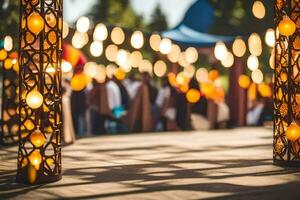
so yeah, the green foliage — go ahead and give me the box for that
[0,0,19,38]
[208,0,273,36]
[148,4,168,32]
[89,0,145,29]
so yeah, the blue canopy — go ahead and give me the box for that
[162,0,234,48]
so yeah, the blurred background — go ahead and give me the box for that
[0,0,275,141]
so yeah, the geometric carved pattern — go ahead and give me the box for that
[16,0,63,183]
[0,59,19,144]
[274,0,300,166]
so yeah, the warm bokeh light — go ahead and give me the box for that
[131,31,144,49]
[61,60,73,73]
[129,51,143,68]
[208,69,219,81]
[90,41,103,57]
[221,52,234,68]
[63,21,69,39]
[26,90,44,109]
[167,44,181,63]
[84,62,98,78]
[149,34,161,51]
[153,60,167,77]
[251,69,264,84]
[95,65,107,83]
[252,1,265,19]
[115,68,126,80]
[76,16,90,33]
[248,33,262,56]
[238,75,251,89]
[265,28,275,47]
[4,58,13,70]
[178,52,189,67]
[72,31,89,49]
[71,73,87,91]
[184,65,195,78]
[105,44,118,62]
[196,68,209,83]
[214,41,228,61]
[139,59,153,74]
[247,55,259,71]
[116,49,129,67]
[159,38,172,54]
[93,23,108,41]
[106,64,117,78]
[4,35,13,51]
[111,27,125,45]
[185,47,198,64]
[186,89,201,103]
[232,37,246,57]
[0,49,8,61]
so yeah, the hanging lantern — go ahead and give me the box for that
[214,41,228,61]
[17,0,63,183]
[274,0,300,166]
[247,55,259,71]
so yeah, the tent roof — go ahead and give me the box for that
[162,0,234,48]
[162,25,234,48]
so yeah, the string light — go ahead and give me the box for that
[76,16,90,33]
[131,31,144,49]
[159,38,172,54]
[232,37,246,57]
[90,41,103,57]
[93,23,108,41]
[247,55,259,71]
[214,41,228,61]
[111,27,125,45]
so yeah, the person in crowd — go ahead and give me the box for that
[123,73,142,100]
[246,95,265,126]
[62,79,76,145]
[155,77,179,131]
[71,81,87,137]
[189,78,211,130]
[105,76,122,133]
[126,72,157,132]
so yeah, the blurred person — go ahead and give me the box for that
[247,95,265,126]
[155,77,179,131]
[126,72,156,132]
[62,79,76,145]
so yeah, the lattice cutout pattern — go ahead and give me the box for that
[274,0,300,166]
[16,0,63,184]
